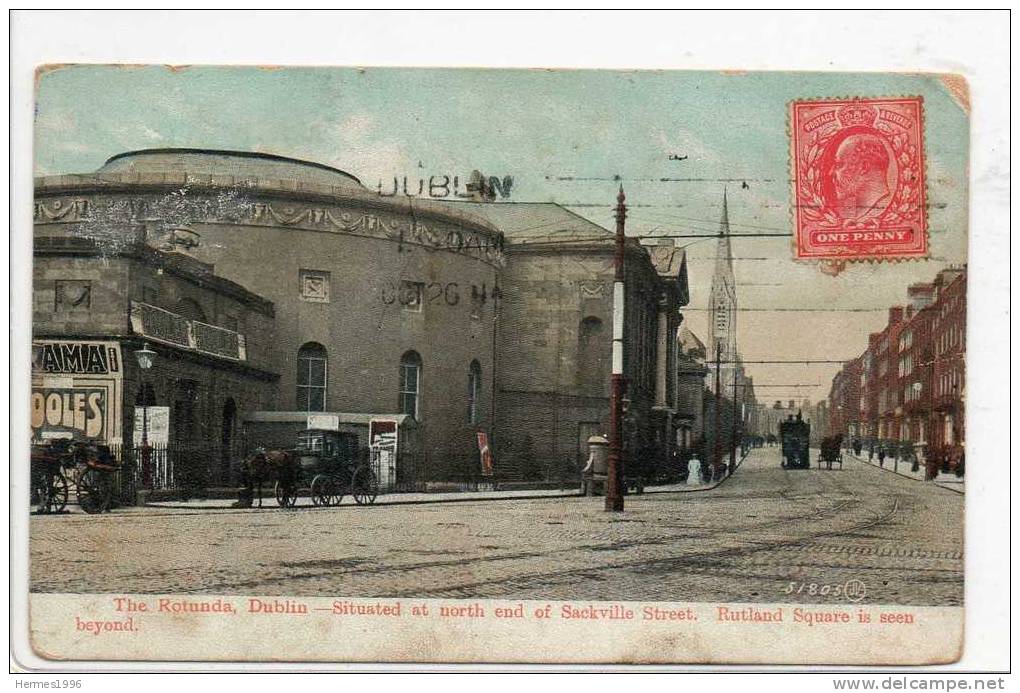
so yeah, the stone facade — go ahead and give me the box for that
[451,202,688,482]
[676,326,708,453]
[34,150,503,479]
[32,233,278,485]
[33,149,690,485]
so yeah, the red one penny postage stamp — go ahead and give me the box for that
[790,96,927,260]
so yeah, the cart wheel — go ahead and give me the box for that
[32,474,67,513]
[48,474,69,513]
[329,477,345,507]
[351,466,379,505]
[310,475,329,506]
[77,468,109,514]
[31,477,50,513]
[274,480,297,508]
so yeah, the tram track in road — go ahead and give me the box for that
[381,490,906,601]
[422,451,915,598]
[29,449,961,602]
[172,495,868,596]
[54,481,890,598]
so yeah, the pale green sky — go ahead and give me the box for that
[35,66,969,404]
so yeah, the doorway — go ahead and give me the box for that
[221,398,237,485]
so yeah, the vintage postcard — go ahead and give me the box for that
[24,65,969,665]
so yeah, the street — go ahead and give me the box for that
[30,447,963,606]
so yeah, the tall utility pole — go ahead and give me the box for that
[729,374,739,475]
[605,186,626,512]
[714,341,722,479]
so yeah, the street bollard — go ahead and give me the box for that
[581,435,609,496]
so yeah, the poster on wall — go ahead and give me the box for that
[30,340,123,444]
[477,431,494,476]
[369,418,398,490]
[132,406,170,446]
[306,413,340,431]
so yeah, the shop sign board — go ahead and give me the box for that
[30,340,124,444]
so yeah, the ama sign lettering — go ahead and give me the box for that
[31,341,124,444]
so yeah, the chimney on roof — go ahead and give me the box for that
[889,306,904,324]
[937,267,965,286]
[907,282,935,311]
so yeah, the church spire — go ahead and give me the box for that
[713,188,736,299]
[719,187,729,236]
[708,189,739,389]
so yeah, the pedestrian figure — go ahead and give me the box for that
[687,455,701,486]
[878,448,886,467]
[679,454,690,485]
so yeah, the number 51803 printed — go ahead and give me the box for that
[784,580,867,602]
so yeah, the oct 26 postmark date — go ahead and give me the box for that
[790,96,927,261]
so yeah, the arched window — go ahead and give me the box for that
[399,351,422,420]
[577,316,606,393]
[297,343,327,412]
[175,298,207,323]
[467,360,482,424]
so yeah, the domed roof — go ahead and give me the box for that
[98,148,364,190]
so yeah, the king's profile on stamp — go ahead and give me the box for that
[831,131,892,221]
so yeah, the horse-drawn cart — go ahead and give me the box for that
[299,429,379,507]
[819,435,844,470]
[31,440,120,514]
[242,428,380,508]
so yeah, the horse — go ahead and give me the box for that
[240,448,301,508]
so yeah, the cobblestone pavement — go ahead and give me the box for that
[30,447,964,605]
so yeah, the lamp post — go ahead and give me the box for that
[606,186,627,512]
[729,372,740,476]
[134,342,156,489]
[950,383,960,446]
[927,349,937,476]
[909,381,923,473]
[714,342,722,480]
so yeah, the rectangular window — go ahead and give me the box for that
[399,363,420,419]
[297,349,327,412]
